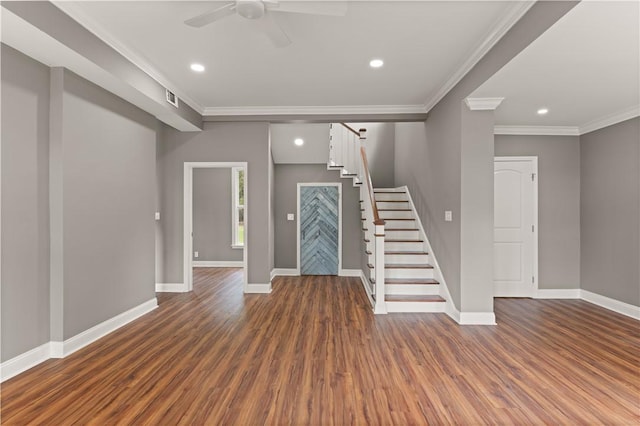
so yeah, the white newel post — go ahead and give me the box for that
[342,126,348,170]
[329,124,336,166]
[374,223,387,314]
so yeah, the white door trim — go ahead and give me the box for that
[494,156,538,297]
[184,162,248,292]
[297,183,342,275]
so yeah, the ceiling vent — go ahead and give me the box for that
[165,89,179,108]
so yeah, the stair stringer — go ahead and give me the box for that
[401,186,458,321]
[327,164,362,187]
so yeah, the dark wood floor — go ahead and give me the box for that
[1,268,639,424]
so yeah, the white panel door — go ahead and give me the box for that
[494,159,536,297]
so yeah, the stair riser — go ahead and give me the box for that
[385,241,424,251]
[385,254,429,264]
[386,268,434,279]
[385,284,440,295]
[375,193,407,201]
[385,301,446,313]
[379,210,413,219]
[384,220,417,229]
[385,230,420,240]
[377,201,410,209]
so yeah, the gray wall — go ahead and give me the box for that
[394,1,577,313]
[348,122,395,188]
[273,164,362,270]
[581,118,639,305]
[3,1,201,131]
[57,69,157,339]
[495,135,581,290]
[269,150,275,273]
[1,45,157,355]
[460,107,495,312]
[1,45,51,361]
[192,168,243,262]
[157,122,271,285]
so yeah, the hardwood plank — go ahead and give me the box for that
[1,268,639,424]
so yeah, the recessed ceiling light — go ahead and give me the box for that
[369,59,384,68]
[190,63,205,72]
[294,138,304,146]
[537,108,549,115]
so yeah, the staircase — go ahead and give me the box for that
[374,188,446,313]
[328,123,448,314]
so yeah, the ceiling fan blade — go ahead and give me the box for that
[266,1,347,17]
[256,13,291,48]
[185,2,236,27]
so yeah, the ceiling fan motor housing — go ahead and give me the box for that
[236,0,265,19]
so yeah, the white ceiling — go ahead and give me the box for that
[54,1,522,114]
[473,1,640,131]
[271,123,330,163]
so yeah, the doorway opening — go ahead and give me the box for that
[184,162,248,292]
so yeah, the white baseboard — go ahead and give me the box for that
[446,304,461,324]
[1,298,158,382]
[271,268,299,280]
[245,283,272,294]
[52,298,158,358]
[458,312,497,325]
[0,342,51,383]
[535,288,580,299]
[155,283,188,293]
[192,261,243,268]
[339,269,361,277]
[581,290,640,320]
[50,342,63,358]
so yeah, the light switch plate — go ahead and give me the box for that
[287,213,295,221]
[445,211,453,222]
[155,212,160,221]
[194,251,199,258]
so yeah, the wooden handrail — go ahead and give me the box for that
[360,146,384,226]
[341,123,360,137]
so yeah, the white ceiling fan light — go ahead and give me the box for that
[184,0,348,48]
[236,0,265,19]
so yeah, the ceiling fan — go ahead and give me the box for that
[184,0,348,48]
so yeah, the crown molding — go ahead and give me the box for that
[202,104,427,117]
[495,105,640,137]
[465,97,504,111]
[423,1,535,113]
[578,105,640,135]
[494,126,579,136]
[51,1,205,115]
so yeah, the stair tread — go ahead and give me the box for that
[378,208,412,211]
[385,239,424,242]
[376,200,408,203]
[385,295,445,302]
[374,190,406,193]
[385,263,434,269]
[385,251,428,255]
[385,228,419,231]
[385,278,440,285]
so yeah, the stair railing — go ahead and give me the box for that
[329,123,362,183]
[329,123,386,314]
[360,145,387,314]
